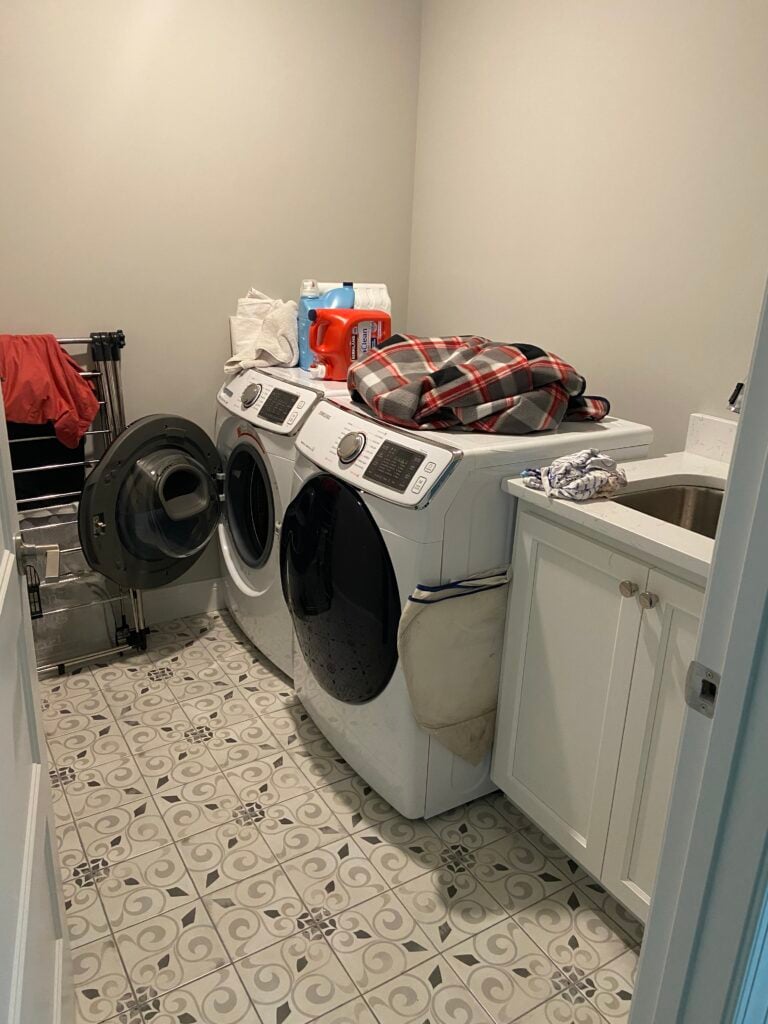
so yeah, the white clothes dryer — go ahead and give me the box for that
[280,398,653,818]
[215,368,347,676]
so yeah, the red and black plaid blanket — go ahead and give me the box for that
[347,335,610,433]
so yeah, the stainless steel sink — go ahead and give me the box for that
[612,484,724,539]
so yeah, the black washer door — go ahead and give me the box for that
[281,474,400,704]
[225,442,274,570]
[79,415,221,589]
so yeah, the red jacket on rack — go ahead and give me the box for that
[0,333,100,448]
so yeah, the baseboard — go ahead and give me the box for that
[141,578,226,625]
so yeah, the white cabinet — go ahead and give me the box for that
[602,568,704,919]
[492,510,703,921]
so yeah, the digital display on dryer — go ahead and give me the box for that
[363,441,425,493]
[259,389,298,424]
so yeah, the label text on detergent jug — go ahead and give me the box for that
[351,321,379,360]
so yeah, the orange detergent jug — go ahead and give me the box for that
[308,308,392,381]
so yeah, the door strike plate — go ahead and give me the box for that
[686,660,720,719]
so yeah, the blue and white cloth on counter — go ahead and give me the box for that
[521,448,627,501]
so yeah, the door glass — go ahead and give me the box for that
[79,415,220,589]
[225,443,274,569]
[281,475,400,704]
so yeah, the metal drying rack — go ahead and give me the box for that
[9,331,148,673]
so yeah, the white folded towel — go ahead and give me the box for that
[225,288,299,375]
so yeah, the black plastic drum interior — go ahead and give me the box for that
[224,443,274,570]
[280,475,400,704]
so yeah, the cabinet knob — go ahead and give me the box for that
[639,591,659,609]
[619,580,639,598]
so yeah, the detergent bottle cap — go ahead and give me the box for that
[300,279,320,297]
[308,363,327,379]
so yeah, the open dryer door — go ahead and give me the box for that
[79,415,221,589]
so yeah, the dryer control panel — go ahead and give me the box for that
[296,401,458,507]
[217,370,316,435]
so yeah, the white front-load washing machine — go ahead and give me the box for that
[280,398,653,818]
[215,367,347,675]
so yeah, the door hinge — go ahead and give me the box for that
[686,660,720,719]
[14,533,61,581]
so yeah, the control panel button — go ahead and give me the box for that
[412,476,427,493]
[241,382,262,409]
[337,431,367,464]
[424,461,436,473]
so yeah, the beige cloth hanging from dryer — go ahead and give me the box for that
[397,569,510,765]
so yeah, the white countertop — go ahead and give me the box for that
[504,449,729,580]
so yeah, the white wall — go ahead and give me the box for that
[408,0,768,453]
[0,0,421,583]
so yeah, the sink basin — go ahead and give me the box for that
[612,484,724,539]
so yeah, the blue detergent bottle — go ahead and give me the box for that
[298,280,355,370]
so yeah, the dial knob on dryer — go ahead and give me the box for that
[337,431,366,464]
[241,383,262,409]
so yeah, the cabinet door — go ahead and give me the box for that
[492,512,648,878]
[603,569,704,921]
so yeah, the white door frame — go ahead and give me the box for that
[632,278,768,1021]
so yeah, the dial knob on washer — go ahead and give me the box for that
[241,383,262,409]
[337,431,366,464]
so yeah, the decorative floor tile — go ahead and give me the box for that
[56,820,86,883]
[116,901,229,998]
[576,879,644,947]
[427,799,514,851]
[236,931,357,1024]
[225,751,314,806]
[484,791,531,832]
[290,738,355,789]
[520,825,587,883]
[329,891,436,993]
[90,660,157,689]
[156,773,242,840]
[283,837,388,914]
[165,661,234,702]
[239,678,301,714]
[98,845,197,931]
[133,738,220,794]
[119,705,193,755]
[262,704,324,749]
[222,659,289,686]
[135,965,260,1024]
[65,757,149,820]
[207,716,283,771]
[78,797,173,868]
[181,689,258,729]
[43,689,109,723]
[446,919,568,1023]
[146,619,195,647]
[210,647,265,678]
[184,611,232,639]
[205,864,305,959]
[71,936,135,1024]
[42,669,101,701]
[49,771,74,824]
[100,679,178,718]
[314,998,379,1024]
[394,864,508,951]
[318,774,398,834]
[470,832,571,915]
[356,816,447,887]
[48,713,131,770]
[178,818,277,896]
[259,792,348,861]
[62,879,111,948]
[513,887,634,973]
[514,993,608,1023]
[582,948,638,1022]
[150,641,219,671]
[365,955,493,1024]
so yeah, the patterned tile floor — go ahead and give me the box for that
[44,611,642,1024]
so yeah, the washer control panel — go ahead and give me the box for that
[217,370,316,434]
[297,401,457,507]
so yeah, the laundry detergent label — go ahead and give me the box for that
[351,320,380,360]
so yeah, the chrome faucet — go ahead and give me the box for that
[729,382,745,414]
